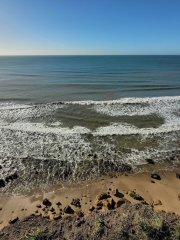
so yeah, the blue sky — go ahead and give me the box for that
[0,0,180,55]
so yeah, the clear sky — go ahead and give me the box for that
[0,0,180,55]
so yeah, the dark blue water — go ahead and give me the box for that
[0,55,180,103]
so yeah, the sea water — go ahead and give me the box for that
[0,55,180,193]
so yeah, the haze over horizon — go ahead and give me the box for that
[0,0,180,55]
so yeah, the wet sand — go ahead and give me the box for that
[1,170,180,230]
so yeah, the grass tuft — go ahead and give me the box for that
[26,228,45,240]
[117,227,129,239]
[138,214,171,240]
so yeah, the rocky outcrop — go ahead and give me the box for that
[95,192,110,206]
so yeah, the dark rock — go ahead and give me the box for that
[53,214,61,220]
[89,206,95,211]
[146,159,154,164]
[151,180,155,183]
[50,207,55,212]
[64,205,73,214]
[42,198,51,206]
[36,204,41,208]
[176,174,180,179]
[9,216,19,224]
[71,198,81,207]
[151,174,161,180]
[0,179,5,188]
[88,153,93,157]
[56,201,61,206]
[12,172,18,179]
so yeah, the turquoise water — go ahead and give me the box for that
[0,55,180,103]
[0,55,180,193]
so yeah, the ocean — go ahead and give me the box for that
[0,55,180,193]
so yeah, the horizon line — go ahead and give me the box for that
[0,54,180,56]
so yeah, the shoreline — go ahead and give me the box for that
[1,169,180,231]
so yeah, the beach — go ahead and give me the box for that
[0,56,180,238]
[1,170,180,229]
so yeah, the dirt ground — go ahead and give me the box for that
[1,202,180,240]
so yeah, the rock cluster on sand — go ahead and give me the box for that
[94,190,130,211]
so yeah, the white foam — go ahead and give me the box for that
[64,96,180,105]
[93,123,180,136]
[0,122,91,135]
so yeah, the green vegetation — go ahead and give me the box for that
[117,227,129,239]
[26,228,45,240]
[94,218,104,239]
[129,191,147,204]
[97,218,104,226]
[138,215,171,240]
[172,225,180,240]
[66,224,72,230]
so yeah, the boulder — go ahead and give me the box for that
[0,179,5,188]
[56,201,61,206]
[152,199,162,206]
[95,192,110,205]
[176,174,180,179]
[9,216,19,224]
[89,206,95,212]
[50,207,55,212]
[146,159,154,164]
[42,198,51,206]
[151,174,161,180]
[36,204,41,208]
[64,205,73,214]
[111,188,118,196]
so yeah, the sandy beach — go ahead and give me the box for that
[1,170,180,232]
